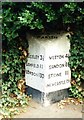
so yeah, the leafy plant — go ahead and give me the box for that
[69,31,84,100]
[1,2,84,118]
[1,2,57,118]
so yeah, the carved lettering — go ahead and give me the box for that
[26,70,44,79]
[49,64,64,69]
[65,71,69,75]
[49,55,64,60]
[39,73,44,79]
[28,54,44,61]
[46,79,69,87]
[40,55,44,61]
[65,54,69,58]
[26,63,43,69]
[49,61,68,69]
[48,72,61,79]
[47,84,51,87]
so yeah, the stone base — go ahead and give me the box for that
[26,86,69,107]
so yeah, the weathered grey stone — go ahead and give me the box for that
[25,32,71,106]
[26,86,69,106]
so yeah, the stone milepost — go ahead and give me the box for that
[25,32,71,106]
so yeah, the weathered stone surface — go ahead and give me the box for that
[25,32,71,106]
[26,86,69,106]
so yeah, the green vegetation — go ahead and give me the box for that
[1,2,84,118]
[69,31,84,99]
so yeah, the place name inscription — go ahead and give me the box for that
[46,79,70,87]
[49,61,68,69]
[49,54,69,60]
[26,70,44,79]
[28,54,44,61]
[48,72,61,79]
[28,54,69,61]
[26,63,43,69]
[26,54,70,79]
